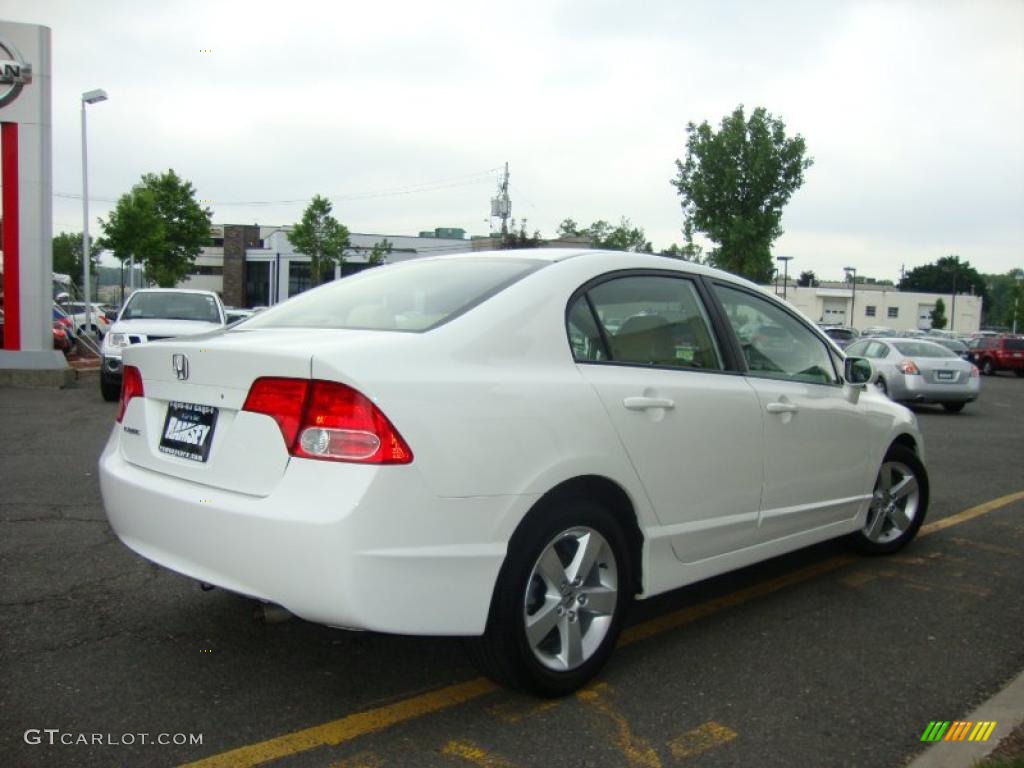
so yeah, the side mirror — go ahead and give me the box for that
[844,356,874,386]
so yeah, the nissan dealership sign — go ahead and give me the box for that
[0,36,32,108]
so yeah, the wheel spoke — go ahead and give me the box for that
[579,585,617,617]
[877,464,894,493]
[536,546,567,591]
[866,506,888,540]
[525,597,561,647]
[889,474,918,502]
[566,531,602,585]
[887,503,911,531]
[561,615,584,669]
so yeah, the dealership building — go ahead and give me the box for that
[769,279,982,334]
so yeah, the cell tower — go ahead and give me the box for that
[490,162,511,235]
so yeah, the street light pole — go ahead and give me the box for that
[844,266,857,328]
[776,256,794,301]
[81,88,108,343]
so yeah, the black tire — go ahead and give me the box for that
[466,498,631,697]
[981,358,995,376]
[100,372,120,402]
[1015,370,1024,378]
[942,402,966,413]
[850,444,929,555]
[876,377,888,398]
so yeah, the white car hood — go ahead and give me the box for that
[110,318,224,338]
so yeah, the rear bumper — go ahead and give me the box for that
[99,431,528,635]
[887,375,979,404]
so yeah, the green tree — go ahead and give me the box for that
[930,297,948,329]
[982,269,1023,328]
[898,255,989,307]
[672,105,813,282]
[501,219,542,249]
[289,195,350,284]
[99,169,211,288]
[367,238,393,266]
[557,217,653,253]
[52,232,101,295]
[797,270,817,287]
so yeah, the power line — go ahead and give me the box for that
[52,167,503,207]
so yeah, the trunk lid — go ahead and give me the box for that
[117,328,388,496]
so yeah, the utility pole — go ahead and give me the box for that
[776,256,794,301]
[490,162,511,236]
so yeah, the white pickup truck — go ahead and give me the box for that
[100,289,226,401]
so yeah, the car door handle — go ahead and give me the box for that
[766,401,799,414]
[623,396,675,411]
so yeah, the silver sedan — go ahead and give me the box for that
[845,337,980,412]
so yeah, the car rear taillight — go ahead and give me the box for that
[242,378,413,464]
[970,365,980,378]
[896,360,920,375]
[116,366,145,423]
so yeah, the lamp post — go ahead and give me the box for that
[1014,275,1022,335]
[81,88,108,343]
[776,256,794,301]
[844,266,857,329]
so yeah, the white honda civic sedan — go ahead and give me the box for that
[99,249,928,696]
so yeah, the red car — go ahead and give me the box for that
[966,335,1024,376]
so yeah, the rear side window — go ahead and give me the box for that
[243,258,543,332]
[568,275,723,370]
[1004,338,1024,351]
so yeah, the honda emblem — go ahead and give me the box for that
[172,353,189,381]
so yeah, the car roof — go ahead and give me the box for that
[426,248,761,289]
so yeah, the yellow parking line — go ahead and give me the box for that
[442,739,519,768]
[668,721,738,759]
[179,490,1024,768]
[178,679,496,768]
[918,491,1024,536]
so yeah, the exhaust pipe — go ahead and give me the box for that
[254,603,293,624]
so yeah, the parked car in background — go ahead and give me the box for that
[52,323,71,355]
[845,337,980,412]
[931,337,971,360]
[860,326,895,338]
[100,289,226,401]
[964,335,1024,377]
[224,307,257,325]
[57,301,112,338]
[100,249,929,697]
[819,325,859,349]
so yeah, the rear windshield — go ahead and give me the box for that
[122,292,222,323]
[1004,338,1024,351]
[893,341,958,359]
[243,257,544,332]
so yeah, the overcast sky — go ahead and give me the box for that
[3,0,1022,282]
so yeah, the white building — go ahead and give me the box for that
[770,281,982,334]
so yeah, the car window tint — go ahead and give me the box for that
[123,293,221,323]
[846,340,868,356]
[566,298,607,362]
[714,284,838,385]
[893,341,958,358]
[580,276,723,370]
[1005,338,1024,351]
[244,258,543,332]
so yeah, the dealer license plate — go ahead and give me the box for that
[159,401,218,462]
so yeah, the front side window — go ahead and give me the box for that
[568,275,722,370]
[714,284,838,385]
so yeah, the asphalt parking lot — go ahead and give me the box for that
[2,372,1022,768]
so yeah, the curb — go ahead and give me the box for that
[906,666,1024,768]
